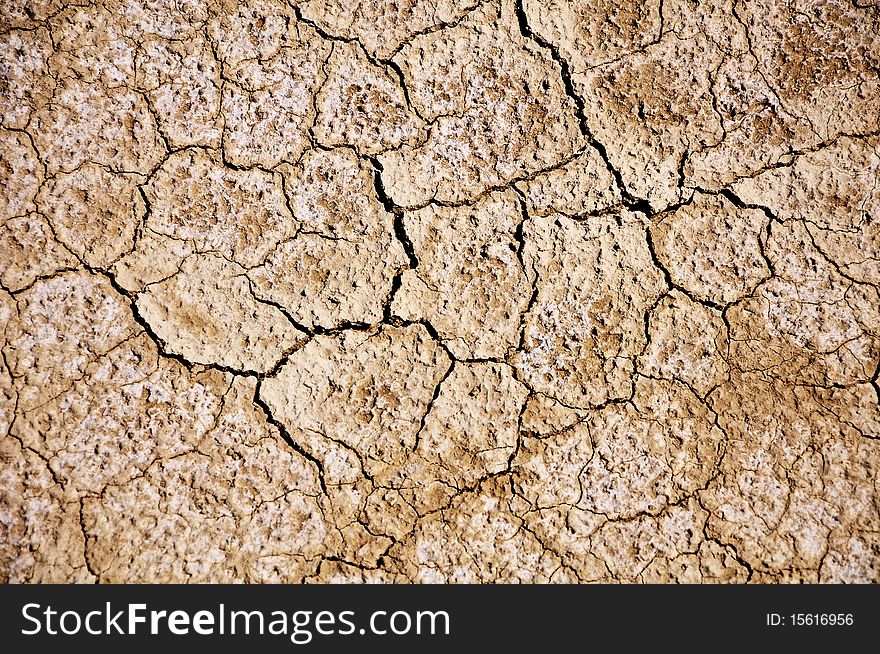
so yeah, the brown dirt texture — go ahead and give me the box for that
[1,0,879,583]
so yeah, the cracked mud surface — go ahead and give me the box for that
[1,0,879,583]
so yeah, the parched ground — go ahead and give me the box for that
[1,0,878,583]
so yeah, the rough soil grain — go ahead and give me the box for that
[1,0,878,583]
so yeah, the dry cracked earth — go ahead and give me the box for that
[1,0,879,584]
